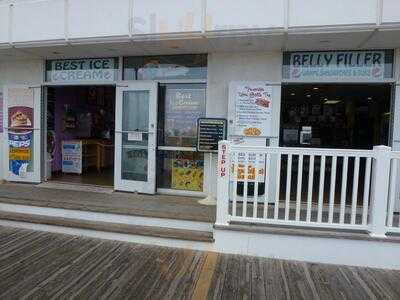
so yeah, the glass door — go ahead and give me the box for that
[114,82,158,194]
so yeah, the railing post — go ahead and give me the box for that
[216,140,231,226]
[369,145,391,237]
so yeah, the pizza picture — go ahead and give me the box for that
[244,127,261,136]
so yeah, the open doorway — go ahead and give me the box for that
[46,85,115,186]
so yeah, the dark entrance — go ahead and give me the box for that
[280,84,392,149]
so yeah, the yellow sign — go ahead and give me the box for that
[9,148,31,161]
[171,159,203,191]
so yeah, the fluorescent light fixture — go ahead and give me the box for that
[367,97,372,100]
[306,94,311,98]
[291,93,295,96]
[313,87,319,90]
[324,100,341,105]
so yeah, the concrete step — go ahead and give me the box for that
[0,211,214,243]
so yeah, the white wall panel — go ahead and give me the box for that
[382,0,400,23]
[289,0,377,27]
[206,0,285,31]
[0,5,8,44]
[13,0,64,43]
[133,0,202,35]
[68,0,130,39]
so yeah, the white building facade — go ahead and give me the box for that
[1,0,400,269]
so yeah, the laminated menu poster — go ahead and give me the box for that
[7,87,35,177]
[8,131,33,177]
[171,159,204,191]
[62,141,82,174]
[233,82,273,137]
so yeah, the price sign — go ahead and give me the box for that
[197,118,227,153]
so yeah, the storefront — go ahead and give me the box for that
[281,50,395,149]
[2,54,208,196]
[1,49,398,199]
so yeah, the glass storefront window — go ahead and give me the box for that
[157,150,204,192]
[123,54,207,80]
[158,83,206,147]
[280,84,392,149]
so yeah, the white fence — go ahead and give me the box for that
[216,141,400,237]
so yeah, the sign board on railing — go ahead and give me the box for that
[231,152,265,183]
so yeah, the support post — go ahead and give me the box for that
[369,145,392,237]
[216,140,231,226]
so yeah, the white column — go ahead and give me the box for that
[369,145,392,237]
[216,140,231,225]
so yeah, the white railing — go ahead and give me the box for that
[217,141,400,237]
[387,152,400,234]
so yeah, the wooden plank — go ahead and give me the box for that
[47,243,122,299]
[1,239,104,299]
[280,260,317,299]
[21,240,119,299]
[68,244,141,299]
[161,250,205,300]
[81,244,152,299]
[0,211,214,242]
[250,257,266,299]
[0,235,83,293]
[98,246,171,299]
[221,254,241,299]
[263,259,289,299]
[191,252,219,300]
[207,253,229,300]
[0,183,216,223]
[110,246,177,299]
[237,255,252,299]
[0,232,60,271]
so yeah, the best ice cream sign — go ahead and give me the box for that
[48,58,117,82]
[287,51,387,81]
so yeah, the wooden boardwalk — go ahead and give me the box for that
[0,226,399,299]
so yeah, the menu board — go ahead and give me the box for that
[232,82,273,137]
[197,118,227,153]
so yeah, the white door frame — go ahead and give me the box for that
[114,81,158,194]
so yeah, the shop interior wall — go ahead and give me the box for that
[206,51,282,197]
[0,59,44,181]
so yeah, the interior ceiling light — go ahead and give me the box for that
[367,97,372,100]
[306,94,311,98]
[291,93,295,96]
[325,100,341,105]
[313,87,319,90]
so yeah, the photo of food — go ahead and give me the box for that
[255,98,270,108]
[244,127,261,136]
[8,106,33,129]
[10,111,32,127]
